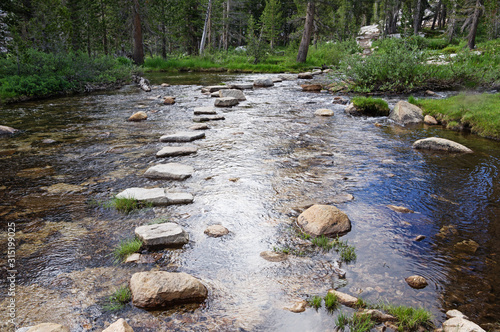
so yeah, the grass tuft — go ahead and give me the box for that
[308,295,323,309]
[352,97,390,116]
[311,235,334,251]
[379,303,433,331]
[103,196,153,214]
[113,238,142,262]
[103,285,132,311]
[324,292,339,311]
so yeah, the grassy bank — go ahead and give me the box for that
[0,49,135,103]
[410,93,500,139]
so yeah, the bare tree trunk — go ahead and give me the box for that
[446,0,457,43]
[200,0,212,54]
[132,0,144,65]
[296,1,315,63]
[431,0,441,30]
[467,0,483,49]
[223,0,230,50]
[413,0,422,35]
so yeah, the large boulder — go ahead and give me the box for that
[135,222,189,247]
[160,131,205,142]
[116,188,193,205]
[102,319,134,332]
[297,204,351,236]
[389,101,424,125]
[219,89,246,101]
[413,137,473,153]
[130,271,208,308]
[26,324,70,332]
[356,24,381,51]
[253,78,274,87]
[214,97,239,107]
[144,163,194,180]
[156,146,197,158]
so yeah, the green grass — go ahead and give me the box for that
[355,297,367,309]
[351,97,390,116]
[324,292,339,311]
[103,197,153,214]
[113,238,142,262]
[149,217,170,225]
[308,295,323,309]
[103,285,132,311]
[335,312,376,332]
[411,93,500,139]
[272,246,291,254]
[311,235,334,251]
[377,303,433,331]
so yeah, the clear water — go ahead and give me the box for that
[0,72,499,331]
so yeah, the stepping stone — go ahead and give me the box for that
[210,91,219,97]
[315,109,334,116]
[215,97,239,107]
[156,146,197,158]
[160,131,205,142]
[219,89,246,101]
[193,107,217,115]
[204,225,229,238]
[135,222,189,247]
[193,115,225,122]
[298,72,313,79]
[232,83,253,90]
[116,188,193,205]
[272,78,283,83]
[144,163,193,180]
[201,85,231,93]
[253,78,274,87]
[189,123,209,130]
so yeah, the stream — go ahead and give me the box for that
[1,72,499,331]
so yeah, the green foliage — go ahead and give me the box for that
[311,235,334,251]
[351,97,390,116]
[355,297,367,309]
[272,246,290,254]
[335,311,349,330]
[442,46,459,54]
[103,285,132,311]
[380,303,433,331]
[308,295,323,309]
[113,238,142,263]
[260,0,282,49]
[335,312,376,332]
[104,197,153,214]
[413,93,500,139]
[246,15,269,64]
[324,292,339,311]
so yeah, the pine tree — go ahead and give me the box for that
[260,0,282,49]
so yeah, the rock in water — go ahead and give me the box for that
[387,205,414,213]
[297,204,351,236]
[253,78,274,87]
[286,300,308,313]
[193,107,217,115]
[156,146,197,158]
[219,89,246,101]
[102,319,134,332]
[201,85,231,93]
[135,223,189,247]
[0,125,18,136]
[424,115,438,125]
[193,115,225,122]
[204,225,229,237]
[160,131,205,142]
[301,84,322,92]
[314,109,334,117]
[163,96,175,105]
[232,83,253,90]
[405,275,428,289]
[297,72,313,79]
[442,316,486,332]
[189,123,209,130]
[130,271,208,308]
[137,77,151,92]
[214,97,239,107]
[128,111,147,122]
[26,324,70,332]
[413,137,473,153]
[389,101,423,125]
[260,251,288,262]
[454,239,480,254]
[115,188,193,206]
[327,290,358,307]
[144,163,194,180]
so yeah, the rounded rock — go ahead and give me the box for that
[315,109,334,117]
[297,204,351,237]
[128,111,148,122]
[405,275,428,289]
[260,251,287,262]
[204,225,229,237]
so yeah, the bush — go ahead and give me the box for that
[352,97,390,116]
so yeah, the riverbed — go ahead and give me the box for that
[1,72,499,331]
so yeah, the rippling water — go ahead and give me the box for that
[1,73,499,331]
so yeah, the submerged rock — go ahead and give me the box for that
[160,131,205,142]
[253,78,274,87]
[204,225,229,237]
[219,88,246,101]
[130,271,208,308]
[389,101,423,125]
[193,107,217,115]
[314,108,334,117]
[115,188,193,205]
[156,146,197,158]
[0,125,18,136]
[214,97,239,107]
[286,300,308,313]
[102,318,134,332]
[260,251,287,262]
[297,204,351,236]
[144,163,194,180]
[128,111,147,122]
[327,290,358,307]
[454,239,480,254]
[17,166,55,179]
[387,205,414,213]
[135,222,189,247]
[26,323,70,332]
[405,275,428,289]
[413,137,473,153]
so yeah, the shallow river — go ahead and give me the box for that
[1,73,499,331]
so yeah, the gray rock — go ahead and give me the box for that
[193,107,217,115]
[232,83,253,90]
[135,222,189,247]
[26,324,70,332]
[102,318,134,332]
[298,72,313,79]
[297,204,351,236]
[315,108,334,116]
[253,78,274,87]
[272,77,283,83]
[311,69,322,76]
[443,317,486,332]
[201,85,231,93]
[138,77,151,92]
[0,125,18,136]
[156,146,197,158]
[389,101,424,125]
[130,271,208,308]
[189,123,210,130]
[219,89,246,101]
[193,115,225,122]
[116,188,193,205]
[278,74,297,80]
[214,97,239,107]
[144,163,193,180]
[413,137,473,153]
[447,310,468,320]
[160,131,205,142]
[204,225,229,237]
[210,91,219,97]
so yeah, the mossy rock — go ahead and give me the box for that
[351,97,390,116]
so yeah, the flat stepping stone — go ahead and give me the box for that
[193,115,225,122]
[219,89,246,101]
[253,78,274,87]
[116,188,193,205]
[156,146,197,158]
[135,222,189,247]
[144,163,194,180]
[315,108,334,116]
[215,97,239,107]
[232,83,253,90]
[201,85,231,93]
[193,107,217,115]
[189,123,209,130]
[160,131,205,142]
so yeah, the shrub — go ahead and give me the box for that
[352,97,390,116]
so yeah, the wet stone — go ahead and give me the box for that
[201,85,231,93]
[102,318,134,332]
[0,125,18,136]
[17,166,55,179]
[189,123,209,130]
[302,84,322,92]
[413,137,473,153]
[156,146,197,158]
[286,300,308,313]
[128,111,147,122]
[214,97,239,107]
[232,83,253,90]
[219,89,246,101]
[116,188,193,206]
[327,290,358,307]
[193,115,225,122]
[163,96,176,105]
[160,131,205,142]
[415,235,426,242]
[204,225,229,238]
[387,205,414,213]
[135,222,189,248]
[314,108,334,116]
[297,204,351,237]
[253,78,274,87]
[260,251,287,262]
[405,275,428,289]
[454,239,480,254]
[424,115,438,125]
[193,107,217,115]
[389,101,423,125]
[298,72,313,79]
[144,163,194,180]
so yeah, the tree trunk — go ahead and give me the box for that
[446,0,457,43]
[467,0,483,49]
[101,0,108,55]
[132,0,144,65]
[200,0,212,54]
[413,0,422,35]
[223,0,230,50]
[431,0,441,30]
[296,1,315,63]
